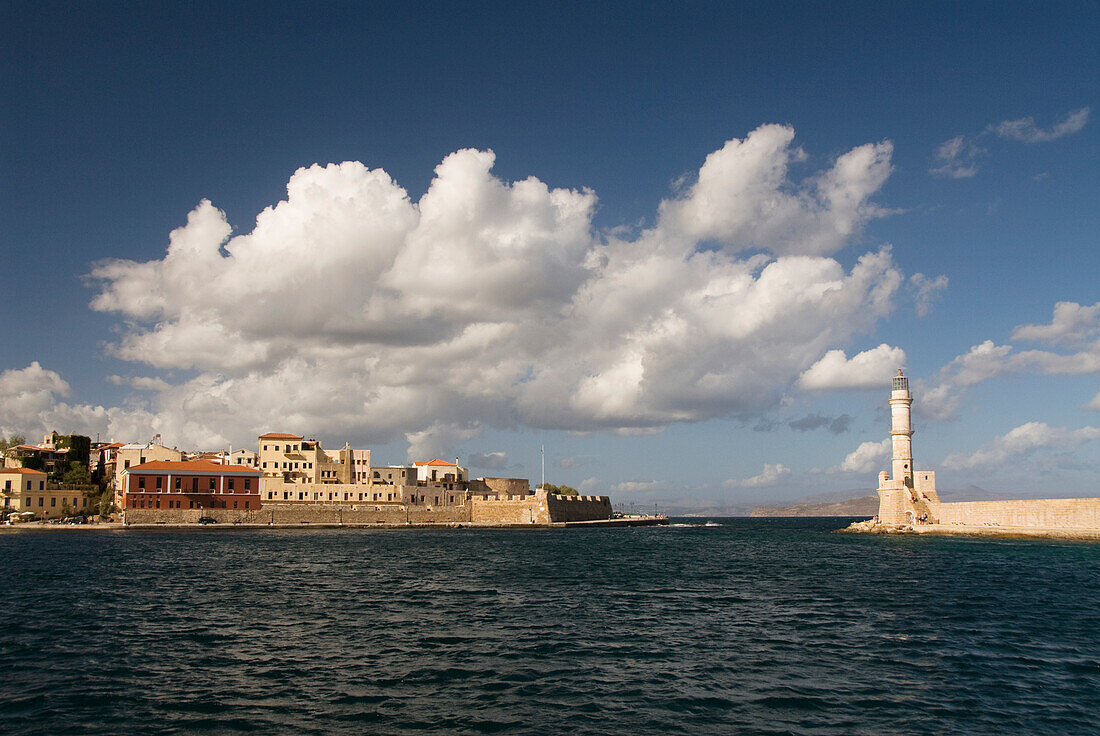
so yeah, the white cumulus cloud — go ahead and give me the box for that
[838,439,891,474]
[943,422,1100,470]
[798,344,906,391]
[69,125,904,452]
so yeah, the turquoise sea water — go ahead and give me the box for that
[1,518,1097,735]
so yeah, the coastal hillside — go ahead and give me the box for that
[751,495,878,518]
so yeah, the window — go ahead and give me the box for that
[39,497,44,506]
[3,480,8,491]
[244,501,250,509]
[155,499,160,508]
[192,478,199,492]
[26,480,32,491]
[124,460,130,469]
[244,478,250,490]
[155,476,163,490]
[263,445,268,451]
[139,456,145,464]
[51,497,56,507]
[189,501,195,509]
[175,477,181,491]
[138,477,145,489]
[210,478,216,491]
[274,445,280,452]
[233,500,238,509]
[228,478,235,491]
[38,481,44,490]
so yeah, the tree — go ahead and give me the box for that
[63,461,91,487]
[97,488,115,519]
[537,483,579,496]
[0,434,27,453]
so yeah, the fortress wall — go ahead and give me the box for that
[470,493,549,524]
[124,507,262,525]
[123,493,614,526]
[546,493,612,522]
[469,477,530,496]
[930,498,1100,529]
[876,484,911,526]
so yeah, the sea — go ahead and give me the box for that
[1,518,1097,735]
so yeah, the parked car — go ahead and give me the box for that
[197,516,217,525]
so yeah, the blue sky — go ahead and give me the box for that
[2,1,1097,505]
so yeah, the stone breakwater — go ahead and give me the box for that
[841,517,1100,541]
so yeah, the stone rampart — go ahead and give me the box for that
[929,498,1100,529]
[546,493,612,522]
[469,477,530,496]
[470,492,549,524]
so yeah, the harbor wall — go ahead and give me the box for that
[123,491,613,525]
[546,493,613,522]
[929,498,1100,529]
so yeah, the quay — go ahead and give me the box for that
[1,515,670,531]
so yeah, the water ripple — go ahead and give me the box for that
[1,520,1097,735]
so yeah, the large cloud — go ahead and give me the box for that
[798,344,906,391]
[943,422,1100,470]
[75,125,905,452]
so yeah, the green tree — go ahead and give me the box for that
[63,461,91,486]
[97,488,115,519]
[61,500,72,517]
[0,434,27,453]
[20,454,45,471]
[537,483,579,496]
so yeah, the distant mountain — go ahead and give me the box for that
[660,500,758,517]
[750,495,878,518]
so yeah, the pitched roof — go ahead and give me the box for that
[415,459,458,466]
[259,432,304,440]
[125,460,260,475]
[0,467,47,476]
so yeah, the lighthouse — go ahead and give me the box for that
[875,369,938,526]
[889,369,913,487]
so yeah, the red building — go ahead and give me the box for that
[122,460,261,512]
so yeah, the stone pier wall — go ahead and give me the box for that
[124,490,616,526]
[929,498,1100,529]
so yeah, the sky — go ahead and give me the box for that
[2,1,1098,506]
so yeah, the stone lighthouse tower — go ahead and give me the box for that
[889,369,914,487]
[875,368,938,526]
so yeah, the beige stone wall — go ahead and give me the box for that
[546,493,613,522]
[929,498,1100,529]
[470,492,549,524]
[124,489,616,526]
[469,477,530,496]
